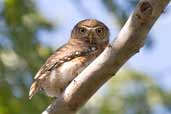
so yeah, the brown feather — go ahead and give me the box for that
[29,19,109,99]
[29,40,90,99]
[29,81,40,100]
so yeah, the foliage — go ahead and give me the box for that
[0,0,170,114]
[0,0,52,113]
[80,69,171,114]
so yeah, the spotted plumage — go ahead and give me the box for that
[29,19,110,99]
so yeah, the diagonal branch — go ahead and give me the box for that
[42,0,170,114]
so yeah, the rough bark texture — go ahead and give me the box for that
[42,0,170,114]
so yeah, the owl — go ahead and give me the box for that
[29,19,110,99]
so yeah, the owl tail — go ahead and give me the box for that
[29,81,40,100]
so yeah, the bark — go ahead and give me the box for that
[42,0,170,114]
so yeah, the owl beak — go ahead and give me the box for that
[88,32,94,44]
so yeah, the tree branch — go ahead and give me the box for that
[42,0,170,114]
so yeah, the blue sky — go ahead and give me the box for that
[35,0,171,89]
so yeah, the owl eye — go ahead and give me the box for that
[96,28,103,34]
[79,27,87,34]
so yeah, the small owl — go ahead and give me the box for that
[29,19,110,99]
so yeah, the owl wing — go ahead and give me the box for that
[34,44,66,80]
[29,43,90,99]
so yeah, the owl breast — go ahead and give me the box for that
[44,56,93,97]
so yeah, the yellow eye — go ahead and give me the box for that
[79,27,87,34]
[96,28,103,34]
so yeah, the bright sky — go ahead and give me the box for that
[35,0,171,90]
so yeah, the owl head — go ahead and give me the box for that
[71,19,110,46]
